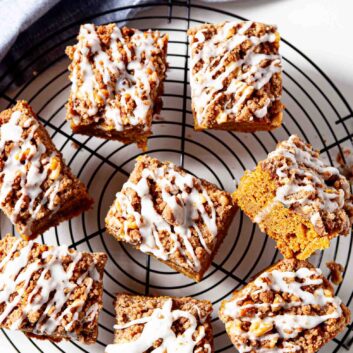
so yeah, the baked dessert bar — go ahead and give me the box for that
[234,135,353,259]
[66,23,168,150]
[188,21,283,132]
[105,294,213,352]
[219,259,351,353]
[0,235,107,343]
[0,101,93,239]
[105,155,237,281]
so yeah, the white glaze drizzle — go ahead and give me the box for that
[69,24,166,130]
[222,266,343,353]
[0,238,101,338]
[109,159,218,272]
[189,21,282,126]
[254,135,351,234]
[105,299,211,353]
[0,110,63,236]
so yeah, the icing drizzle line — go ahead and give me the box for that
[222,266,343,353]
[110,159,219,272]
[0,238,101,338]
[189,21,282,126]
[105,299,211,353]
[0,110,63,236]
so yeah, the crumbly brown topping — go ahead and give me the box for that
[188,21,282,128]
[260,135,353,238]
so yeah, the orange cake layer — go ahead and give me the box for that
[234,135,353,259]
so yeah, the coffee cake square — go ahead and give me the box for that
[66,23,168,150]
[188,21,283,132]
[105,155,237,281]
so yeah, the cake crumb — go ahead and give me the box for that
[71,141,80,149]
[326,261,344,285]
[336,148,353,182]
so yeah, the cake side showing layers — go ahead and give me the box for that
[188,21,283,132]
[0,100,93,239]
[0,235,107,343]
[234,134,353,259]
[66,23,168,150]
[219,259,351,353]
[105,155,237,281]
[105,294,214,353]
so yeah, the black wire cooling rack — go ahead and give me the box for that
[0,1,353,352]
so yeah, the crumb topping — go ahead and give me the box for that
[106,298,212,353]
[0,236,106,341]
[0,109,63,237]
[259,135,353,237]
[220,261,346,353]
[106,156,234,274]
[67,24,167,131]
[188,21,282,127]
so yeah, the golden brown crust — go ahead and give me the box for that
[105,155,237,281]
[0,101,93,239]
[0,235,107,343]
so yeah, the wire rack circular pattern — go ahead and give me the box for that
[0,2,353,353]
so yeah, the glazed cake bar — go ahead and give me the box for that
[0,101,93,239]
[105,294,214,353]
[105,155,237,281]
[219,259,351,353]
[234,135,353,259]
[0,235,107,343]
[188,21,283,132]
[66,23,168,150]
